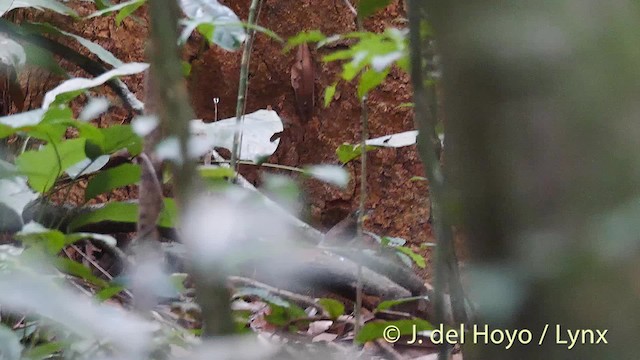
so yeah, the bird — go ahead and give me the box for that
[320,209,372,247]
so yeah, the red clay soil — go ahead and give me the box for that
[16,0,438,277]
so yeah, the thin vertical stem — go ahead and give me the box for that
[231,0,261,175]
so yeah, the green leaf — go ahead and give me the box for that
[54,257,108,288]
[358,67,389,98]
[16,138,87,193]
[395,246,426,268]
[115,0,145,25]
[181,61,192,77]
[100,124,142,155]
[409,176,427,182]
[376,296,429,311]
[336,143,376,164]
[21,22,124,68]
[284,30,326,52]
[355,319,433,344]
[68,198,176,231]
[264,303,306,326]
[68,201,138,231]
[157,198,177,228]
[84,163,141,201]
[318,298,344,319]
[198,166,235,180]
[84,140,104,161]
[95,285,125,301]
[324,83,337,107]
[22,341,63,360]
[16,228,66,255]
[397,102,414,109]
[357,0,391,19]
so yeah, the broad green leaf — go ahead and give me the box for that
[54,257,108,288]
[16,138,87,193]
[355,319,433,344]
[181,61,192,77]
[324,83,337,107]
[376,296,429,311]
[264,303,306,326]
[157,198,177,228]
[21,22,124,68]
[357,0,391,19]
[115,0,145,25]
[95,285,124,301]
[358,67,389,98]
[100,124,142,155]
[318,298,344,319]
[16,227,66,254]
[336,143,376,164]
[22,341,63,360]
[68,201,137,231]
[68,198,176,231]
[395,246,426,268]
[42,62,148,109]
[85,163,141,201]
[284,30,326,52]
[322,49,354,62]
[198,166,234,180]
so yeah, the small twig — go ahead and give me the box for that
[229,276,330,317]
[375,338,407,360]
[231,0,262,175]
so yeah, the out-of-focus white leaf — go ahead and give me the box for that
[371,50,403,72]
[42,62,149,110]
[0,324,22,360]
[366,130,418,148]
[156,137,181,163]
[0,34,26,68]
[178,0,246,51]
[0,0,77,17]
[190,109,283,162]
[18,221,47,235]
[0,173,38,217]
[79,97,110,122]
[0,109,45,128]
[305,165,349,188]
[0,269,154,355]
[65,155,110,178]
[131,115,159,137]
